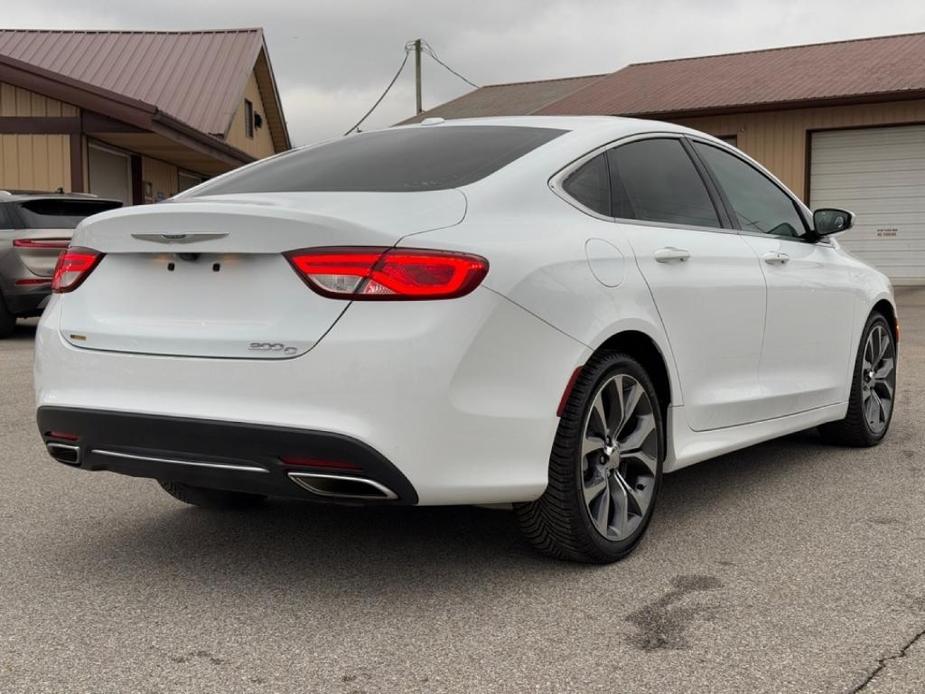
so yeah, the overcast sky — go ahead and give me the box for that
[5,0,925,145]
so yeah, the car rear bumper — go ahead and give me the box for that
[3,286,50,316]
[35,288,591,505]
[38,406,418,503]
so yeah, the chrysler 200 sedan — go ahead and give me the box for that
[34,117,897,563]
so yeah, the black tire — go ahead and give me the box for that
[158,480,266,510]
[515,352,664,564]
[0,293,15,339]
[819,312,897,447]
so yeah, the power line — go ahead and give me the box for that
[343,39,480,136]
[420,40,480,89]
[343,47,411,136]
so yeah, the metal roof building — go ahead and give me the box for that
[0,28,290,204]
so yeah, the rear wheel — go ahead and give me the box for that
[819,312,896,447]
[515,352,663,564]
[0,293,15,338]
[158,480,266,510]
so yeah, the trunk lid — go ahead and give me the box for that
[58,191,467,359]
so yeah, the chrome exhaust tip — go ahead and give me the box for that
[46,442,81,466]
[288,472,398,500]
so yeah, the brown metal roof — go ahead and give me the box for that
[399,74,606,124]
[0,28,269,137]
[539,32,925,117]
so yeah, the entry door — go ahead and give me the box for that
[607,138,768,432]
[692,140,857,419]
[811,125,925,284]
[88,143,132,205]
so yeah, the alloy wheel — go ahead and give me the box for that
[581,374,658,541]
[862,323,896,434]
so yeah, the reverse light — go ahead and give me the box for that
[285,247,489,300]
[51,247,103,293]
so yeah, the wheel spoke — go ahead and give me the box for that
[603,377,624,435]
[590,392,608,438]
[583,472,608,505]
[874,357,894,380]
[591,483,611,531]
[875,327,889,363]
[609,473,630,536]
[622,448,659,476]
[582,433,606,459]
[620,414,656,454]
[616,381,642,436]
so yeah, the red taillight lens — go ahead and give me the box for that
[285,247,489,300]
[51,247,103,293]
[12,238,71,249]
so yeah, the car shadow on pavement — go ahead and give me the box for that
[54,428,838,591]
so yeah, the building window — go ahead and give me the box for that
[245,99,254,139]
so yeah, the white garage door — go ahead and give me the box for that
[87,143,132,206]
[810,125,925,284]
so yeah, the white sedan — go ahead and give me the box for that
[34,116,897,563]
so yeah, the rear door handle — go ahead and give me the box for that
[654,247,691,263]
[762,251,790,265]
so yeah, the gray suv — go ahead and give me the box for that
[0,192,121,337]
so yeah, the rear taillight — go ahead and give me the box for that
[285,247,489,300]
[12,238,70,249]
[51,247,103,293]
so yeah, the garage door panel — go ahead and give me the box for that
[812,197,925,214]
[811,160,925,177]
[811,125,925,283]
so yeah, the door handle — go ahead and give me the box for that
[654,247,691,263]
[762,251,790,265]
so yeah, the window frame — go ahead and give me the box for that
[549,132,736,234]
[244,99,255,139]
[686,136,817,244]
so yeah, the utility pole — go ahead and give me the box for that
[414,38,423,114]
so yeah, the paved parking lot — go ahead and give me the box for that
[2,291,925,693]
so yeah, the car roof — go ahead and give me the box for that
[390,114,699,137]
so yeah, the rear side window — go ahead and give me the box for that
[562,154,610,216]
[189,126,566,195]
[692,142,808,238]
[13,199,122,229]
[608,139,722,228]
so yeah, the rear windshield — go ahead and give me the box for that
[188,126,566,195]
[13,199,122,229]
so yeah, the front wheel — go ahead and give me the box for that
[819,312,897,447]
[515,352,664,564]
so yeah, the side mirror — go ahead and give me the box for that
[813,208,854,236]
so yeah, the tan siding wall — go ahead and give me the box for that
[0,81,78,117]
[0,134,70,191]
[675,99,925,200]
[225,72,276,158]
[142,157,178,202]
[0,82,77,191]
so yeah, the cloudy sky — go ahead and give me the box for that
[5,0,925,145]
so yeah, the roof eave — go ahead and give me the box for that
[0,52,255,167]
[617,89,925,120]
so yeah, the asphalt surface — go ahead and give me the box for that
[2,291,925,694]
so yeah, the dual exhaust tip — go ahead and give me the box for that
[44,442,397,501]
